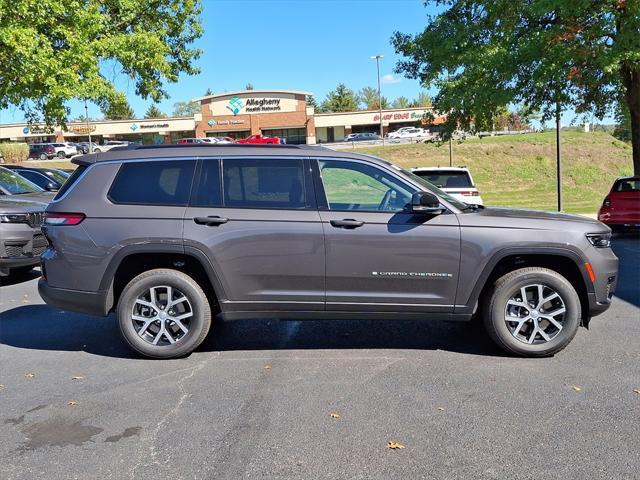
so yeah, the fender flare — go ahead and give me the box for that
[456,246,594,314]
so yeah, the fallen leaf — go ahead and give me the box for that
[67,400,78,406]
[0,384,5,389]
[71,376,85,380]
[264,365,271,370]
[633,389,640,395]
[437,407,445,411]
[329,413,340,419]
[572,386,582,392]
[24,373,35,379]
[386,441,405,450]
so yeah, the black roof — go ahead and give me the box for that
[72,143,386,166]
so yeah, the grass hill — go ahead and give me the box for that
[359,130,633,213]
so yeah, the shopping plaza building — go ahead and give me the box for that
[0,89,445,145]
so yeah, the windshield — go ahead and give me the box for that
[397,167,470,210]
[44,169,70,184]
[0,167,45,194]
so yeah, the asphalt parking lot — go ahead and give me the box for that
[0,236,638,480]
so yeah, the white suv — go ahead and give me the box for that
[51,143,79,159]
[411,166,484,205]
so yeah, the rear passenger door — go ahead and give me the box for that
[183,157,325,312]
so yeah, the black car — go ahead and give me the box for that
[3,165,70,191]
[28,143,56,160]
[344,132,381,142]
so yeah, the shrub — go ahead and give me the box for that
[0,143,29,164]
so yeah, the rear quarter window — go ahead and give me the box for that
[108,160,196,206]
[53,165,87,199]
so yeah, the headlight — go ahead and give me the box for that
[586,233,611,248]
[0,213,28,223]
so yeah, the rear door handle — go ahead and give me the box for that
[194,216,229,226]
[330,219,365,229]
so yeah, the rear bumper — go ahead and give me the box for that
[38,279,110,316]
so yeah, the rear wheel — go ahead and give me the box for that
[39,153,47,160]
[57,151,66,159]
[482,267,581,357]
[117,269,212,359]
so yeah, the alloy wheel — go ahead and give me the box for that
[131,285,193,346]
[504,284,566,345]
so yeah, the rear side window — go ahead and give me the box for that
[222,158,306,209]
[109,160,196,206]
[614,179,640,192]
[191,160,222,207]
[54,166,87,199]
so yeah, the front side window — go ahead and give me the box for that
[222,158,306,209]
[109,160,196,206]
[318,160,414,212]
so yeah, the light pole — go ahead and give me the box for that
[555,101,562,211]
[370,54,384,146]
[84,99,92,151]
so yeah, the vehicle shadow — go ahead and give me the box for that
[0,269,41,287]
[611,234,640,307]
[0,304,503,359]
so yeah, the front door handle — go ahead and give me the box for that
[194,216,229,226]
[330,219,365,229]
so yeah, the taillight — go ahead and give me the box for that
[602,197,611,207]
[44,212,85,226]
[47,147,54,153]
[461,191,479,196]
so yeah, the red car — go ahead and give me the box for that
[236,134,281,145]
[598,176,640,231]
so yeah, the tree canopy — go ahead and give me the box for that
[320,83,360,112]
[101,93,135,120]
[172,100,200,117]
[359,86,389,110]
[0,0,203,126]
[145,104,167,119]
[393,0,640,173]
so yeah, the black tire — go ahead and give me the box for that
[117,269,212,359]
[93,148,101,153]
[482,267,581,357]
[57,150,66,159]
[39,153,47,160]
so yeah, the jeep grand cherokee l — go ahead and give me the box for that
[38,144,618,359]
[0,197,47,276]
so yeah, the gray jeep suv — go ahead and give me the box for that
[38,144,618,359]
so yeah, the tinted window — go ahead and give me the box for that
[318,160,414,212]
[614,179,640,192]
[109,160,195,206]
[191,160,222,207]
[53,166,86,200]
[222,158,306,209]
[413,170,473,188]
[0,167,44,194]
[16,170,50,189]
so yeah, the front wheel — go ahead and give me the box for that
[482,267,581,357]
[117,269,212,359]
[57,151,66,159]
[39,153,47,160]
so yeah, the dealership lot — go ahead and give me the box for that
[0,236,638,480]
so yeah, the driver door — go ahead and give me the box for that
[314,158,461,313]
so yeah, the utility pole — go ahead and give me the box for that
[449,137,453,167]
[371,54,384,146]
[84,99,92,152]
[555,101,562,212]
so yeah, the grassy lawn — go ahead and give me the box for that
[23,160,77,170]
[359,130,633,213]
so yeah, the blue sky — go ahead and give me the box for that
[0,0,607,125]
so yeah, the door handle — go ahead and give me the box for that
[330,219,365,229]
[194,216,229,226]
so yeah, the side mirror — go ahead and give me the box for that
[411,191,445,215]
[45,182,58,192]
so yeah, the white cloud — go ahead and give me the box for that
[381,74,401,85]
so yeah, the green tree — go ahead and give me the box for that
[410,92,433,108]
[358,86,389,110]
[393,0,640,174]
[204,88,214,96]
[320,83,360,112]
[392,96,410,109]
[0,0,203,127]
[144,104,167,119]
[172,101,200,117]
[101,93,135,120]
[306,95,317,109]
[245,83,254,91]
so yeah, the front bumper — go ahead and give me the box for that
[38,279,111,316]
[0,226,47,275]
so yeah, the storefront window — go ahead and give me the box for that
[261,128,306,145]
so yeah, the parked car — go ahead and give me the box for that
[3,165,70,192]
[597,176,640,232]
[214,137,235,144]
[386,127,415,138]
[51,143,79,159]
[236,134,281,144]
[178,138,218,144]
[39,144,617,359]
[0,197,48,277]
[411,167,484,206]
[396,128,432,139]
[76,142,99,154]
[0,166,55,203]
[343,132,381,142]
[93,141,130,153]
[28,143,56,160]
